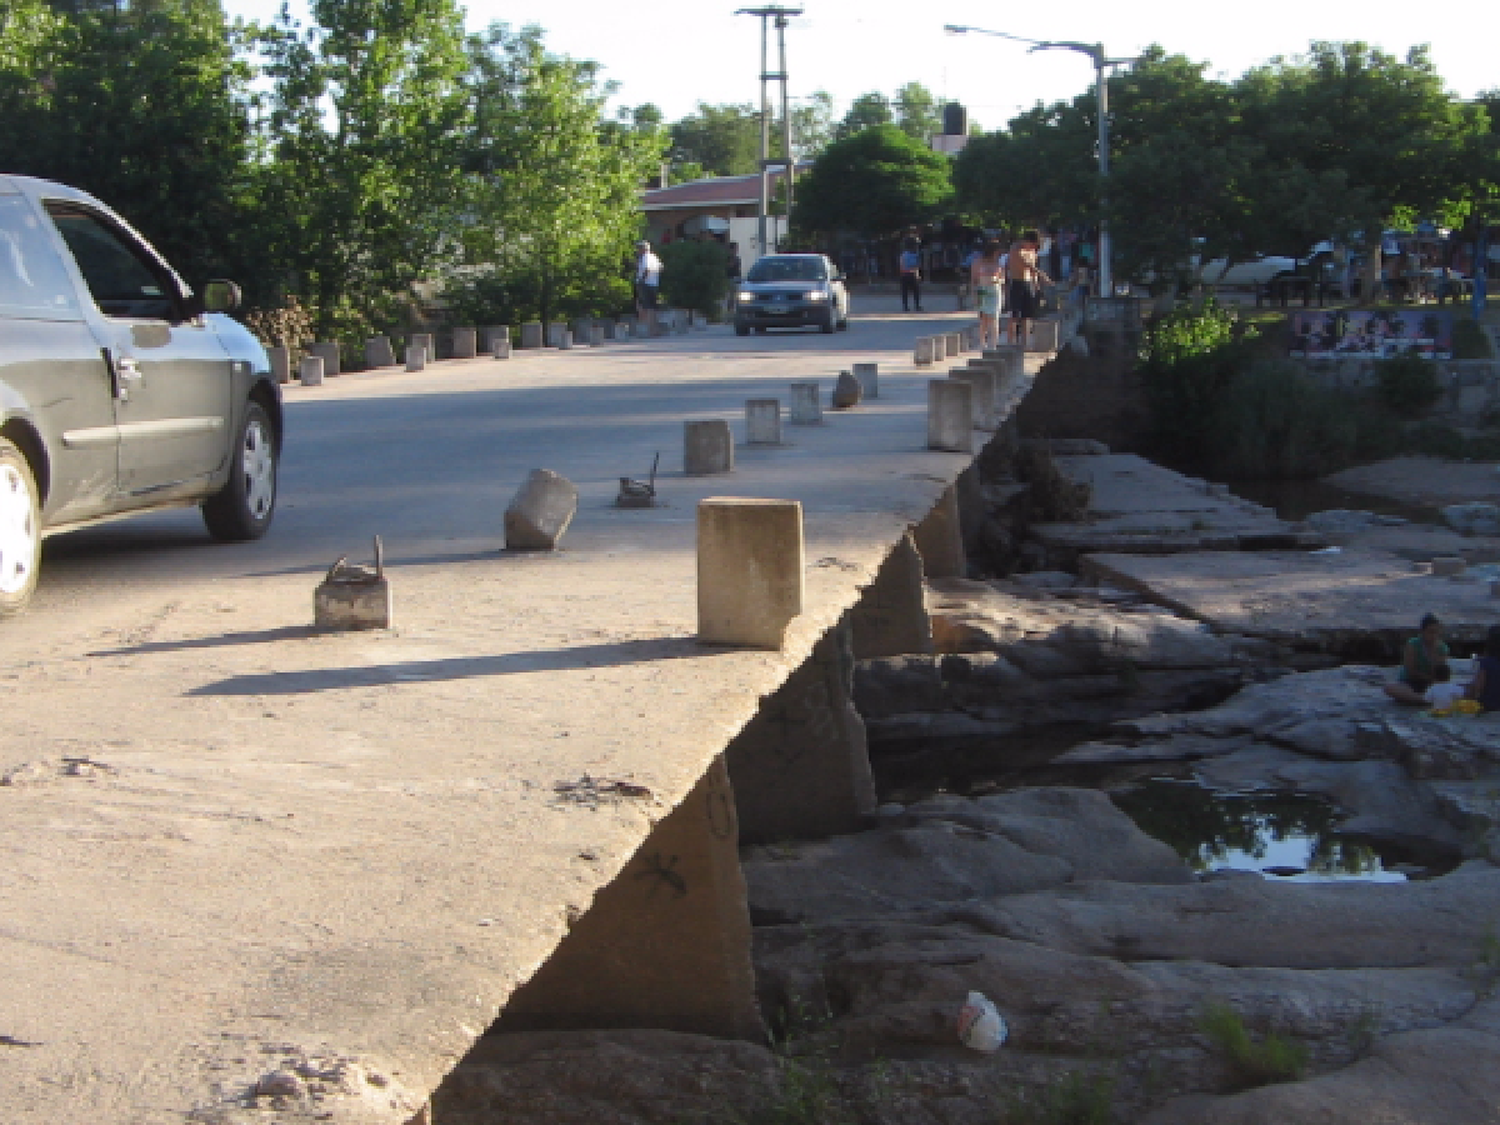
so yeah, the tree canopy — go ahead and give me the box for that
[794,124,952,239]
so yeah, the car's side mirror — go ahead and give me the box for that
[203,279,241,313]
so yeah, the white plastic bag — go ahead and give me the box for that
[956,990,1008,1052]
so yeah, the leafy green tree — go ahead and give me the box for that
[894,81,940,143]
[952,98,1096,232]
[835,91,892,140]
[791,89,835,161]
[446,24,664,326]
[251,0,470,338]
[793,123,952,240]
[0,0,250,286]
[659,240,729,319]
[669,102,761,177]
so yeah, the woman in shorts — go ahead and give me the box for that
[970,240,1005,349]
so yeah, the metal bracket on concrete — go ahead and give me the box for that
[314,536,393,630]
[617,453,660,508]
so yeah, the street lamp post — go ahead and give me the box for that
[944,25,1137,297]
[737,6,803,257]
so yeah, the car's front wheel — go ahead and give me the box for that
[735,320,750,337]
[203,401,277,542]
[0,438,41,617]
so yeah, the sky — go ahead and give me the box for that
[221,0,1495,132]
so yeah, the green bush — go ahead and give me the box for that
[1200,1001,1308,1090]
[1002,1069,1115,1125]
[1376,354,1443,414]
[1206,359,1356,479]
[659,239,730,319]
[1453,318,1495,360]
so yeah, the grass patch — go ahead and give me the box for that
[1001,1069,1116,1125]
[1200,1001,1308,1090]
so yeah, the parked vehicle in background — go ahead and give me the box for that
[734,253,850,335]
[0,174,280,615]
[1196,254,1298,288]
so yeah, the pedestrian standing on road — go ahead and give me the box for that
[899,238,922,312]
[970,239,1005,349]
[725,241,742,317]
[635,239,662,334]
[1006,229,1052,347]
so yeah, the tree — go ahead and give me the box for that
[794,124,952,239]
[791,89,835,161]
[669,102,761,177]
[952,99,1096,232]
[0,0,250,286]
[835,91,892,140]
[894,81,940,143]
[446,25,664,326]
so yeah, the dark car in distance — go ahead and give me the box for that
[0,174,281,616]
[734,253,850,335]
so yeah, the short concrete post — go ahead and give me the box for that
[314,552,392,631]
[789,382,822,425]
[684,419,734,476]
[452,327,478,359]
[914,336,935,366]
[589,325,606,346]
[504,469,579,551]
[492,338,512,360]
[697,497,804,649]
[602,320,619,341]
[558,330,574,350]
[745,399,782,445]
[365,336,396,369]
[674,314,690,335]
[307,342,341,378]
[572,318,593,345]
[949,366,998,430]
[481,326,509,354]
[404,344,426,372]
[852,362,878,399]
[298,355,325,387]
[831,370,862,409]
[616,315,636,338]
[545,322,566,348]
[635,320,653,338]
[520,322,544,349]
[928,380,973,453]
[411,333,436,363]
[267,345,291,385]
[946,332,961,357]
[984,345,1025,384]
[1027,319,1061,353]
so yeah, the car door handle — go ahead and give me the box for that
[117,357,142,382]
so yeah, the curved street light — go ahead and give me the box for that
[945,24,1140,296]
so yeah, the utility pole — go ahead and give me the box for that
[736,5,802,257]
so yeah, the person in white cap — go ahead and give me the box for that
[635,239,662,334]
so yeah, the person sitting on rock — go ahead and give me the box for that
[1467,625,1500,711]
[1424,663,1465,709]
[1382,613,1449,705]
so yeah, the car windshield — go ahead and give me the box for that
[747,257,826,283]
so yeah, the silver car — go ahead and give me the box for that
[733,253,850,335]
[0,174,281,615]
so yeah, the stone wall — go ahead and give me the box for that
[1298,357,1500,422]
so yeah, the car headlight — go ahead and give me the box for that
[737,291,755,303]
[806,290,828,301]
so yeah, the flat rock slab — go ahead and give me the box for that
[1085,547,1500,646]
[1032,454,1321,554]
[1325,455,1500,508]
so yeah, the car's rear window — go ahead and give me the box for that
[0,195,81,321]
[746,257,827,283]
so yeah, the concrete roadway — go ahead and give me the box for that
[0,296,1014,1124]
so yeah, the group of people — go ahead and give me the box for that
[897,230,1060,351]
[1382,613,1500,711]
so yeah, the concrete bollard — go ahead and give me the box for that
[928,380,974,453]
[697,498,804,649]
[948,366,998,430]
[589,325,606,347]
[481,326,509,354]
[505,469,579,551]
[307,342,341,378]
[852,362,879,399]
[745,399,782,445]
[452,327,478,359]
[636,320,654,338]
[684,419,734,476]
[946,332,962,357]
[1027,319,1061,352]
[674,314,690,335]
[404,344,426,372]
[789,382,822,425]
[546,322,567,348]
[298,355,325,387]
[558,330,574,351]
[602,320,619,341]
[832,370,862,410]
[1432,556,1466,577]
[492,338,512,360]
[267,346,291,385]
[411,332,435,363]
[617,315,636,337]
[365,336,397,369]
[572,318,593,345]
[314,547,392,631]
[520,322,545,349]
[914,337,935,366]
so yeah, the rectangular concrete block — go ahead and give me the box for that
[697,498,804,649]
[789,382,822,425]
[307,342,340,378]
[267,345,291,385]
[852,362,878,399]
[1027,319,1061,352]
[547,321,568,348]
[492,339,512,360]
[520,322,544,349]
[915,337,936,366]
[558,330,574,350]
[617,315,636,338]
[928,380,974,453]
[746,399,782,445]
[481,326,509,354]
[411,332,435,363]
[602,320,619,341]
[404,344,426,372]
[298,355,325,387]
[365,335,396,369]
[685,419,734,475]
[949,366,998,429]
[572,318,593,345]
[589,325,605,346]
[452,327,478,359]
[314,576,393,630]
[505,468,579,550]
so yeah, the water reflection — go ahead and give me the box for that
[1110,779,1407,882]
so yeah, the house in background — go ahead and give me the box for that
[642,165,810,263]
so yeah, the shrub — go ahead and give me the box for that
[1002,1069,1115,1125]
[1205,359,1357,479]
[242,296,316,355]
[659,239,730,319]
[1376,353,1442,414]
[1200,1001,1308,1090]
[1453,317,1495,360]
